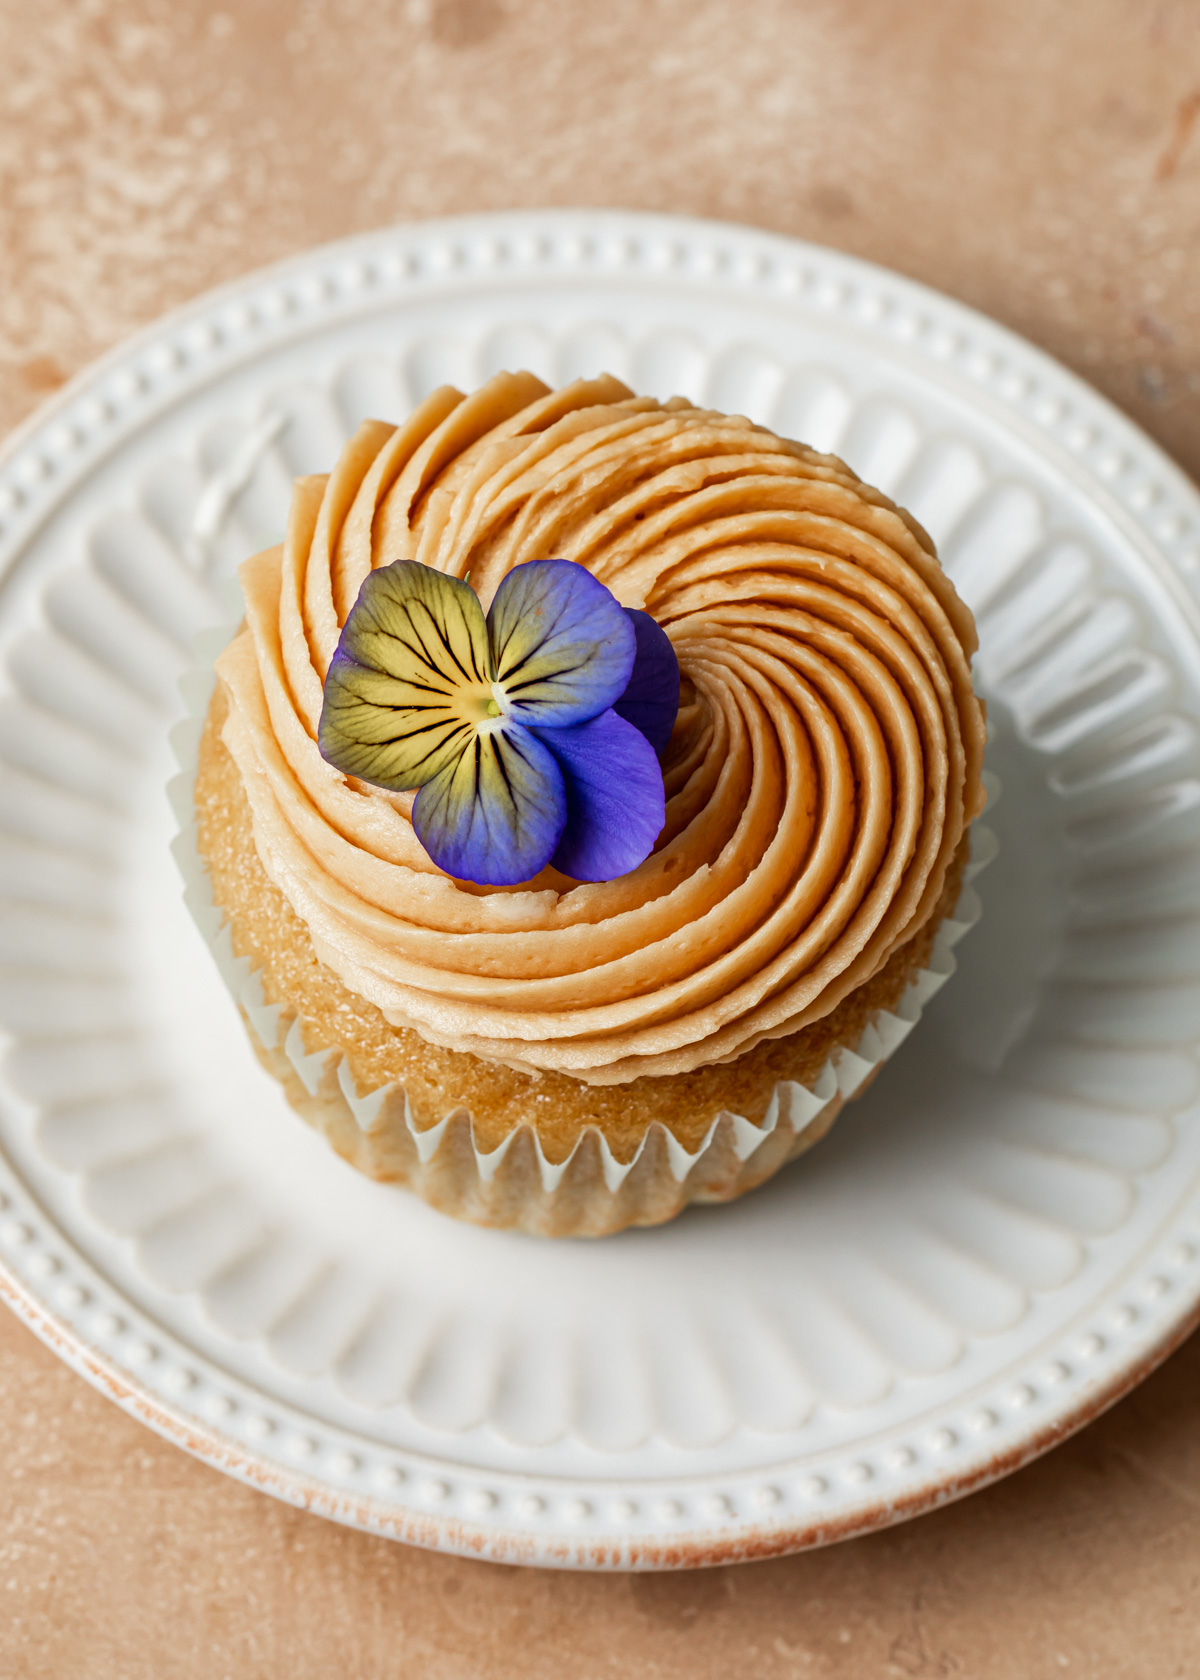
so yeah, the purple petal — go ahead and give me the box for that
[412,721,566,886]
[533,709,666,883]
[487,559,636,728]
[613,609,680,757]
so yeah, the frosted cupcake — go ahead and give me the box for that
[188,370,988,1236]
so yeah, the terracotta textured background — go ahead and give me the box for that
[3,1,1200,1674]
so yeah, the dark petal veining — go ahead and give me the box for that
[487,559,636,727]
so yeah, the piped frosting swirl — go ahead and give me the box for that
[215,372,987,1084]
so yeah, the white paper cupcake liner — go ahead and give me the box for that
[169,600,996,1237]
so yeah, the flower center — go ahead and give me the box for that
[451,682,509,728]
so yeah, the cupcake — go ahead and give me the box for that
[185,370,988,1237]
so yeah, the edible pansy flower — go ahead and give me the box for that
[318,558,680,887]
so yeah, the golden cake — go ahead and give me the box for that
[191,370,987,1235]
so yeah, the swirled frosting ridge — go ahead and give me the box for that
[214,371,987,1084]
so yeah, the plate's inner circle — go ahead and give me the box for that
[1,214,1199,1556]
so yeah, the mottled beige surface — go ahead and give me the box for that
[3,0,1200,1673]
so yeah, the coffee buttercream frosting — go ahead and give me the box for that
[215,371,987,1085]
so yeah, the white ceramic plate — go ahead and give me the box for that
[2,210,1200,1571]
